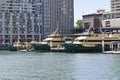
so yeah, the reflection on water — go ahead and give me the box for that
[0,51,120,80]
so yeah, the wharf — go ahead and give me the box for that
[103,51,120,54]
[0,47,9,50]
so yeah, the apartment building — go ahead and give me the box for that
[83,0,120,33]
[111,0,120,12]
[0,0,74,46]
[0,0,43,46]
[102,11,120,33]
[42,0,74,38]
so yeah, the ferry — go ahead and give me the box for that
[9,41,22,51]
[64,33,120,53]
[9,41,32,51]
[32,33,65,52]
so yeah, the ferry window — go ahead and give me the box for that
[75,39,79,41]
[66,38,72,41]
[95,35,98,37]
[87,40,101,42]
[79,40,84,42]
[86,34,91,37]
[85,40,88,42]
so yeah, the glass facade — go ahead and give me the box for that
[0,0,74,46]
[42,0,74,38]
[0,0,43,45]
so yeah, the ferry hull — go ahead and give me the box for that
[33,44,50,52]
[9,45,30,51]
[64,43,110,53]
[9,46,18,51]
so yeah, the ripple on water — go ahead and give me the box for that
[0,51,120,80]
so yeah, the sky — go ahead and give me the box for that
[74,0,110,24]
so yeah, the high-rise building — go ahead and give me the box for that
[0,0,74,46]
[42,0,74,38]
[0,0,43,45]
[102,0,120,32]
[111,0,120,12]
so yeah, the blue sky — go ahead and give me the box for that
[74,0,110,24]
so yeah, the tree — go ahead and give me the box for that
[75,19,83,28]
[74,19,84,33]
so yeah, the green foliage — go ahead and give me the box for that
[75,20,83,28]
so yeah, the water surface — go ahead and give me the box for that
[0,51,120,80]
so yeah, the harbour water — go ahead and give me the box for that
[0,51,120,80]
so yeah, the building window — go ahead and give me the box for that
[112,14,115,18]
[105,21,110,27]
[116,13,120,18]
[104,14,110,20]
[84,22,90,29]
